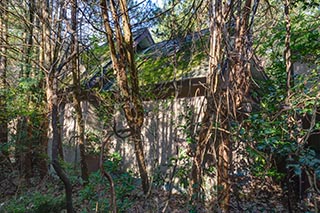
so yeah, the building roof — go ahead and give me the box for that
[85,28,268,99]
[133,28,155,50]
[85,28,155,90]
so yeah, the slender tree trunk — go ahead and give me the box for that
[190,96,215,202]
[40,0,73,211]
[0,0,8,156]
[58,102,65,160]
[36,0,51,178]
[26,0,49,178]
[100,0,150,194]
[25,0,35,77]
[39,115,50,177]
[100,133,117,213]
[48,77,74,213]
[39,0,57,168]
[284,0,293,96]
[283,1,297,210]
[71,0,89,183]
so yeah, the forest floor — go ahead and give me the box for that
[1,169,319,213]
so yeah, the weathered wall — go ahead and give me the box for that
[113,96,205,173]
[50,101,104,167]
[58,96,205,176]
[50,62,319,176]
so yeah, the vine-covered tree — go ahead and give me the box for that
[190,0,259,211]
[100,0,150,194]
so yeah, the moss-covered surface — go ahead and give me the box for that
[137,37,209,85]
[80,35,209,90]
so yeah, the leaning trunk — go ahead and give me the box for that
[284,0,293,96]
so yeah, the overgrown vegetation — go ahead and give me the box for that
[1,188,65,213]
[0,0,319,212]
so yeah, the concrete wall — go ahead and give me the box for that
[55,101,104,167]
[113,96,205,173]
[58,96,205,176]
[55,62,319,173]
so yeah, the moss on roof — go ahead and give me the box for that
[83,32,210,90]
[137,37,209,85]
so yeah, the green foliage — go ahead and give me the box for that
[85,130,102,155]
[244,63,319,181]
[1,75,48,166]
[247,2,320,182]
[173,148,192,189]
[293,0,320,9]
[154,0,207,41]
[103,152,123,173]
[78,152,137,212]
[256,2,320,66]
[178,106,198,145]
[290,11,320,62]
[129,0,161,29]
[1,191,65,213]
[288,149,320,178]
[3,76,44,120]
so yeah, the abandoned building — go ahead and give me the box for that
[53,28,319,180]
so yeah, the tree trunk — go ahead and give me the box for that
[47,77,74,213]
[37,0,56,179]
[190,0,255,211]
[217,132,231,211]
[132,129,149,193]
[39,115,50,177]
[100,0,150,194]
[283,1,296,210]
[190,0,223,204]
[284,0,293,97]
[0,0,8,156]
[120,0,149,194]
[40,0,74,211]
[71,0,89,183]
[26,0,48,178]
[58,102,65,160]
